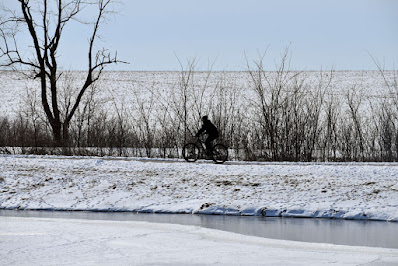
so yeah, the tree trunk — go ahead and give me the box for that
[50,120,63,146]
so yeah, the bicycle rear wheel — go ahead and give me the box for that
[183,143,200,162]
[212,144,228,164]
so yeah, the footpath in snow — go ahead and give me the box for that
[1,155,398,221]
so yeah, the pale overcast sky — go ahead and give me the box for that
[2,0,398,71]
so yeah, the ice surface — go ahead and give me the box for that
[1,216,397,265]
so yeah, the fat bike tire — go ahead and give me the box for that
[183,143,200,162]
[212,144,228,164]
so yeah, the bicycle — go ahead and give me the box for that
[183,136,228,164]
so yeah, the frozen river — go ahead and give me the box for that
[1,210,397,249]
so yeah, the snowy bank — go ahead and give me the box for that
[1,155,398,221]
[1,216,398,265]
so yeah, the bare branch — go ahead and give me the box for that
[1,0,125,145]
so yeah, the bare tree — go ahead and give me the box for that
[133,90,156,158]
[371,56,398,160]
[0,0,124,146]
[21,86,45,150]
[346,85,365,160]
[322,91,340,161]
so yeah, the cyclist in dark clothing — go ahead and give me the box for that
[196,116,219,155]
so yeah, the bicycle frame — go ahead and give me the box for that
[189,136,208,159]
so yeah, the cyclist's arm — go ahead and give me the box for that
[196,125,206,136]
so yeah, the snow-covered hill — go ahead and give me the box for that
[1,155,397,221]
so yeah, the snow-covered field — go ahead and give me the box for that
[1,155,398,221]
[1,216,398,265]
[1,155,398,265]
[0,70,394,118]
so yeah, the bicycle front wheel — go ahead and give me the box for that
[212,144,228,164]
[183,143,200,162]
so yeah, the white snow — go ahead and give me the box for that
[1,155,398,264]
[0,70,395,119]
[1,155,398,221]
[1,216,397,265]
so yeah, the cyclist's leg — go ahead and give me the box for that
[205,135,217,154]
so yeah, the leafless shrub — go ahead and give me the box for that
[320,92,340,161]
[155,102,179,158]
[133,90,156,157]
[245,48,329,161]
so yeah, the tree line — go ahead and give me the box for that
[1,57,397,162]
